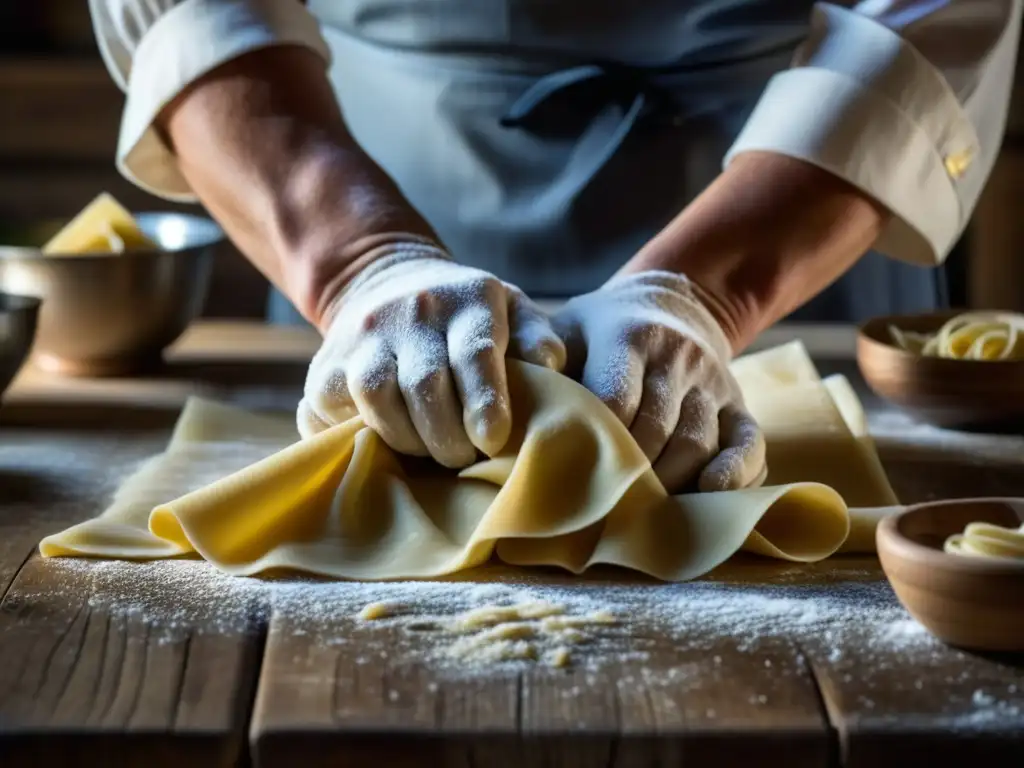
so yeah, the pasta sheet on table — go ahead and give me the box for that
[39,342,901,581]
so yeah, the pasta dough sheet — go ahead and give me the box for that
[39,342,900,581]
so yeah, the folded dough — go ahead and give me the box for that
[39,342,900,581]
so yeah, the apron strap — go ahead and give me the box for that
[498,62,681,213]
[499,61,680,134]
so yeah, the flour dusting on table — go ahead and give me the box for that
[27,556,1023,730]
[870,409,1024,459]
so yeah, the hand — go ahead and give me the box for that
[551,271,767,493]
[298,240,566,467]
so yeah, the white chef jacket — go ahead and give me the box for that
[88,0,1020,303]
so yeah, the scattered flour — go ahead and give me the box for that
[869,409,1024,459]
[22,557,1022,733]
[6,425,1021,729]
[361,600,621,666]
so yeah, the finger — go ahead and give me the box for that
[309,364,356,418]
[698,404,767,492]
[651,388,719,492]
[548,310,586,380]
[397,331,478,468]
[296,397,332,439]
[448,306,513,457]
[508,295,567,372]
[629,363,684,462]
[299,358,356,437]
[347,341,427,457]
[581,341,646,428]
[303,363,359,422]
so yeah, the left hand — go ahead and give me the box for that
[551,271,767,493]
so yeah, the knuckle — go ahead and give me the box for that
[361,311,380,333]
[472,383,509,414]
[455,338,501,369]
[412,290,437,320]
[670,416,716,454]
[309,368,353,410]
[406,366,446,398]
[643,413,676,444]
[622,323,656,348]
[351,363,395,399]
[475,276,506,305]
[468,400,511,438]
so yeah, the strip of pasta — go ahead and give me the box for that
[889,312,1024,361]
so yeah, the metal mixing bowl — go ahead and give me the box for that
[0,292,41,399]
[0,212,222,377]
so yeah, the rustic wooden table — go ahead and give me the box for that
[1,322,1022,768]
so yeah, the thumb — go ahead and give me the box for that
[297,397,332,439]
[507,295,567,372]
[697,404,767,492]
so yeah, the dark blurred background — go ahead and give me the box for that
[2,3,1023,320]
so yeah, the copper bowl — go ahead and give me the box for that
[0,212,221,377]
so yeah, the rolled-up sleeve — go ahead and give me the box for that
[724,0,1022,267]
[89,0,331,201]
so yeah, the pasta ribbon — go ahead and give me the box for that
[889,312,1024,361]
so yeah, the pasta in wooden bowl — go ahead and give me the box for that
[877,498,1024,652]
[857,311,1024,430]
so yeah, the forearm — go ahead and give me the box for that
[621,152,888,352]
[158,45,437,329]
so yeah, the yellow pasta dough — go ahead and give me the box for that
[39,342,900,581]
[889,311,1024,361]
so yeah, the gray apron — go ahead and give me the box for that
[268,0,944,325]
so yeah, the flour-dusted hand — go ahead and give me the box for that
[298,240,566,467]
[551,271,766,493]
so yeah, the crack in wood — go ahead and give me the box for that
[794,640,842,768]
[515,671,524,734]
[46,605,93,718]
[240,613,270,768]
[32,600,87,700]
[98,610,129,726]
[124,620,151,729]
[606,685,622,768]
[0,545,38,607]
[171,630,194,729]
[87,610,115,727]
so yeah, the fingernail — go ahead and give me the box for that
[534,343,566,370]
[468,408,511,456]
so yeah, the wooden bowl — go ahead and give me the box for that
[876,498,1024,652]
[857,311,1024,430]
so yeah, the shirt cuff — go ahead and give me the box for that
[115,0,331,202]
[724,3,981,268]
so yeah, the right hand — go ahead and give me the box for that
[298,239,567,467]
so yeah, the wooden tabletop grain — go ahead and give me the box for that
[1,321,1021,768]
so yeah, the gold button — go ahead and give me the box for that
[944,148,974,179]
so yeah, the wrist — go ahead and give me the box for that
[623,152,888,351]
[312,239,451,331]
[603,270,736,361]
[272,141,441,329]
[157,45,439,331]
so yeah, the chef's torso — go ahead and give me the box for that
[264,1,941,324]
[304,0,824,296]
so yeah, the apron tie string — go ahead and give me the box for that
[499,62,680,135]
[497,62,683,210]
[495,46,797,219]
